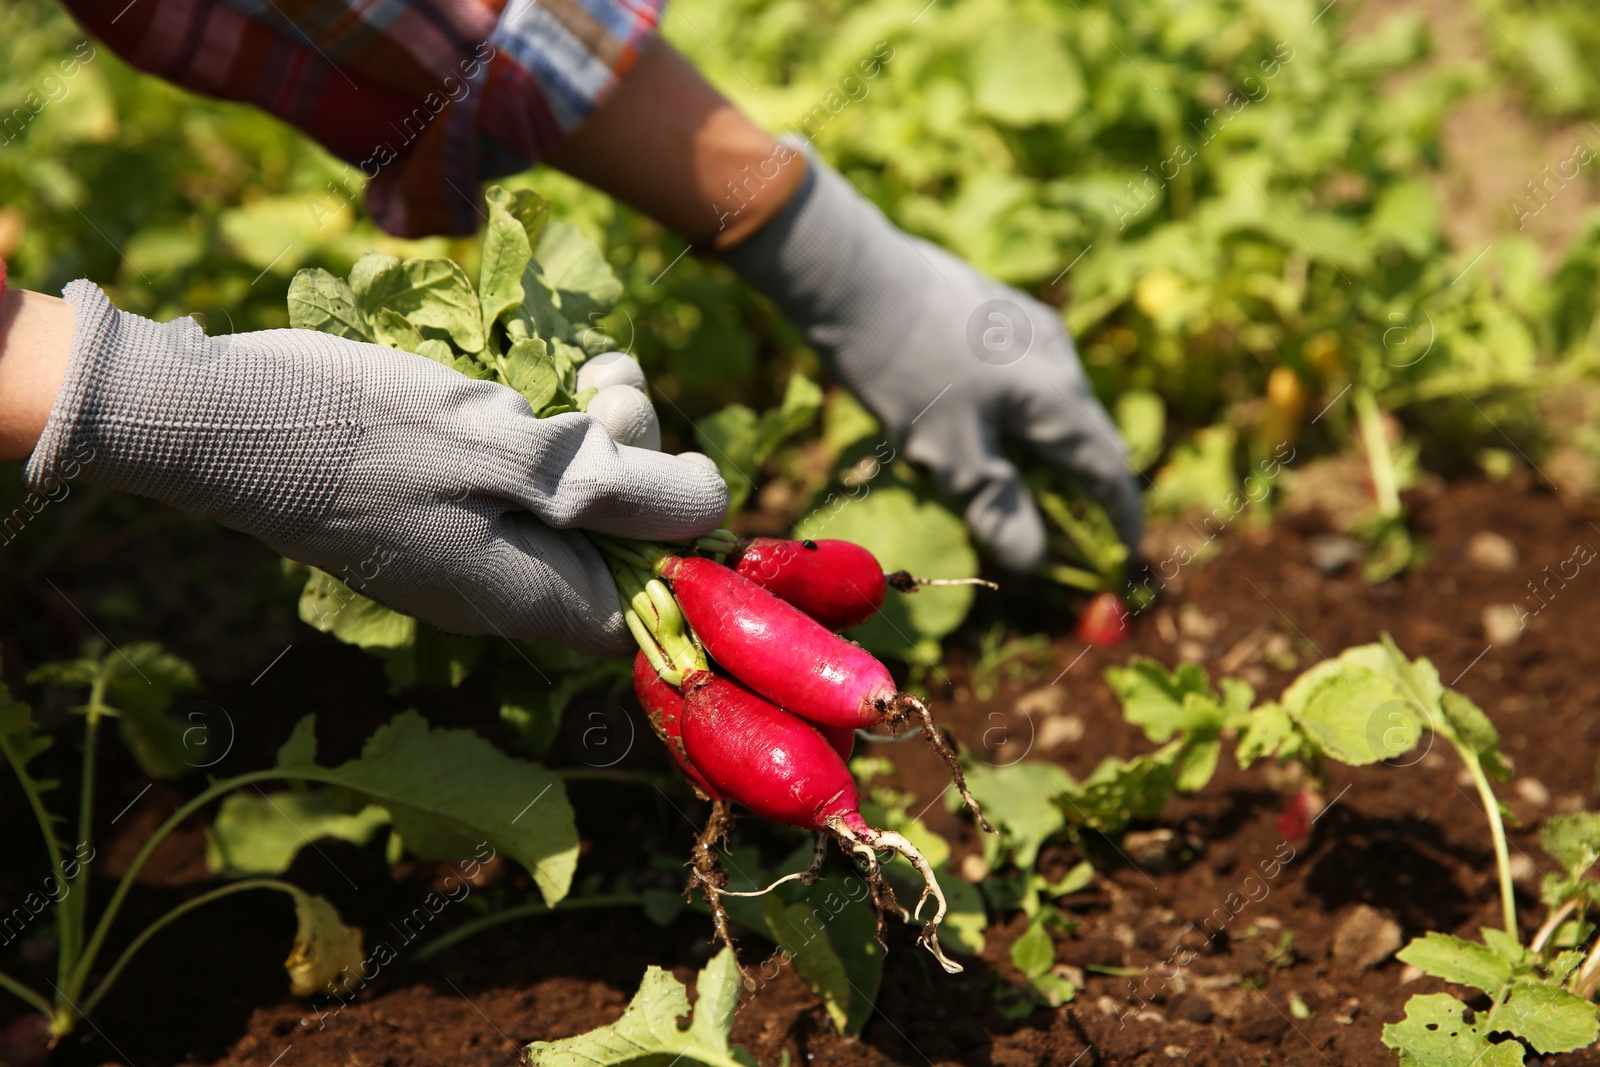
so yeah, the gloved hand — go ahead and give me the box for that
[25,282,727,654]
[721,144,1141,572]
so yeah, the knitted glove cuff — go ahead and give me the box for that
[25,281,362,544]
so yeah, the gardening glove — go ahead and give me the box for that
[24,282,728,655]
[720,144,1141,572]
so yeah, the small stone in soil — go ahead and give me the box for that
[1481,603,1524,646]
[1515,777,1551,807]
[1331,904,1402,972]
[1307,534,1363,575]
[1466,530,1519,571]
[1036,713,1084,750]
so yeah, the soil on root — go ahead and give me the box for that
[6,476,1600,1067]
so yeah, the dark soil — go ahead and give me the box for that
[5,474,1600,1067]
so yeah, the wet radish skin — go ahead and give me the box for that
[679,670,865,831]
[732,537,887,631]
[662,556,894,728]
[633,652,720,799]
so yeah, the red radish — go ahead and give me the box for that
[679,669,962,972]
[731,537,994,631]
[1276,787,1323,841]
[660,555,989,829]
[663,556,899,729]
[1076,590,1132,647]
[634,651,854,779]
[634,652,720,799]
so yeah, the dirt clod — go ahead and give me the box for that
[1331,905,1403,972]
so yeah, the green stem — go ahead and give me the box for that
[1455,740,1518,938]
[1353,386,1402,519]
[65,768,284,999]
[0,968,53,1018]
[1042,563,1105,592]
[76,878,298,1019]
[0,738,67,966]
[413,894,642,961]
[61,681,107,988]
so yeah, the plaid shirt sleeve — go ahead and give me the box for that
[59,0,665,236]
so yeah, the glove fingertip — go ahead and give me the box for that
[965,477,1047,573]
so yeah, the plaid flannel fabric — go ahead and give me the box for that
[60,0,664,236]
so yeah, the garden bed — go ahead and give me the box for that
[8,474,1595,1067]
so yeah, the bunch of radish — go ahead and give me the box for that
[596,532,996,973]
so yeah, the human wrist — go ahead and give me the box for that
[0,279,76,463]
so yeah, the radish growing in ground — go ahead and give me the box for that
[1076,590,1132,647]
[678,669,964,972]
[658,555,990,831]
[729,537,994,631]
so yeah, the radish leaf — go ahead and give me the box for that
[275,710,578,906]
[287,268,370,342]
[1380,993,1523,1067]
[1499,983,1600,1054]
[523,947,755,1067]
[284,891,365,998]
[763,876,883,1037]
[206,790,390,876]
[1397,933,1513,995]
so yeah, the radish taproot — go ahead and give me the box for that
[730,537,995,631]
[679,669,964,972]
[659,555,990,831]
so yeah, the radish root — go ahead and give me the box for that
[887,693,994,834]
[885,570,999,593]
[827,816,962,974]
[688,800,735,952]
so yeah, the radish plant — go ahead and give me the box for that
[0,646,581,1042]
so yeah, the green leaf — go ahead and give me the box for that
[1104,658,1213,742]
[958,760,1074,869]
[524,220,623,340]
[278,715,318,767]
[523,948,755,1067]
[503,336,561,412]
[287,268,371,341]
[1439,690,1505,771]
[1114,389,1166,472]
[1395,933,1512,995]
[1147,425,1240,516]
[280,710,578,906]
[480,186,542,330]
[207,789,390,876]
[361,257,485,353]
[763,875,883,1037]
[794,484,977,664]
[1288,665,1419,766]
[1045,860,1095,896]
[696,373,822,518]
[1175,737,1221,792]
[284,890,366,997]
[1380,993,1523,1067]
[970,29,1084,127]
[370,307,425,353]
[107,644,203,779]
[1499,982,1599,1054]
[1010,916,1055,980]
[1069,742,1185,836]
[754,374,824,462]
[299,569,416,650]
[1235,702,1298,768]
[348,252,401,303]
[1541,812,1600,881]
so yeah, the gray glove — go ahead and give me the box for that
[24,282,728,654]
[721,146,1141,571]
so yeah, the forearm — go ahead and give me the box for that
[544,41,805,249]
[0,287,75,462]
